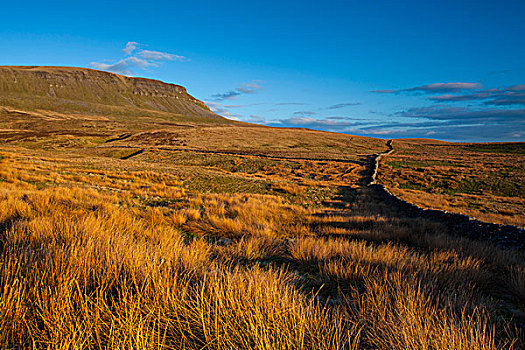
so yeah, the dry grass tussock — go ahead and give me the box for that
[0,148,524,349]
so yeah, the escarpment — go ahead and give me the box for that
[0,66,221,121]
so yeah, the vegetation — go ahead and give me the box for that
[463,142,525,155]
[378,140,525,227]
[0,145,524,349]
[0,66,524,349]
[0,66,384,159]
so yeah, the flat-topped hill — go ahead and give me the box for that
[0,66,223,124]
[0,66,386,158]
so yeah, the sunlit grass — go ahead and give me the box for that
[378,140,525,226]
[0,148,523,349]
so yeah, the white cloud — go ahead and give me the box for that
[91,42,188,75]
[138,50,187,61]
[123,42,139,55]
[372,82,482,94]
[204,101,243,119]
[90,57,156,75]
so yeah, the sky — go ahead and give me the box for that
[1,0,524,142]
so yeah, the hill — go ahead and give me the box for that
[0,66,220,121]
[0,66,523,349]
[0,66,385,158]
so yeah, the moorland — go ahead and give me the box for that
[0,66,524,349]
[377,139,525,227]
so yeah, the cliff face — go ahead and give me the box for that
[0,66,223,122]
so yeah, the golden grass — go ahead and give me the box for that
[0,183,349,349]
[0,147,524,349]
[377,140,525,227]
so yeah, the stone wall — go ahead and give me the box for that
[370,141,524,250]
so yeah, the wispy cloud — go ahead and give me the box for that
[138,50,187,61]
[428,93,492,102]
[397,106,525,122]
[372,82,482,94]
[237,82,263,94]
[327,102,361,109]
[211,81,263,101]
[244,115,268,123]
[293,111,316,116]
[274,102,308,106]
[90,42,188,75]
[372,89,398,93]
[211,91,243,101]
[504,84,525,92]
[354,122,523,141]
[366,80,525,140]
[486,96,525,106]
[269,103,524,141]
[204,101,270,124]
[122,42,139,55]
[204,101,243,120]
[488,69,511,75]
[91,57,156,75]
[427,84,525,106]
[272,116,368,132]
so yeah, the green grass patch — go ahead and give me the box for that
[387,160,460,168]
[102,148,144,159]
[456,176,524,198]
[146,151,301,174]
[337,186,357,204]
[398,182,429,191]
[463,143,525,155]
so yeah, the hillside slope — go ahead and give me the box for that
[0,66,221,122]
[0,67,524,349]
[0,66,385,157]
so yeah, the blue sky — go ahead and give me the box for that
[1,0,524,141]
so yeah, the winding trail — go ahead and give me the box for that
[368,140,525,250]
